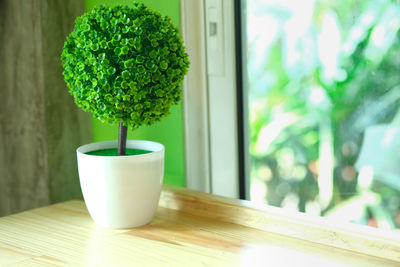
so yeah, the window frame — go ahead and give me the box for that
[180,0,212,194]
[181,0,243,198]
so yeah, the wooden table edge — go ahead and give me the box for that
[160,185,400,263]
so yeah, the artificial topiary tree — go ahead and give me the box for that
[61,3,189,155]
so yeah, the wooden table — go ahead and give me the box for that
[1,185,399,266]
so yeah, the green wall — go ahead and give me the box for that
[85,0,185,187]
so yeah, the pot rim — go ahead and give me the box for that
[76,140,164,158]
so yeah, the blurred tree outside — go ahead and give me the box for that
[247,0,400,230]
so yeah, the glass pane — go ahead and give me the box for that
[245,0,400,230]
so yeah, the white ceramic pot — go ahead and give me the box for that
[76,140,164,228]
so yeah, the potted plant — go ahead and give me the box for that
[61,3,189,228]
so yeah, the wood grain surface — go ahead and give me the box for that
[0,185,399,266]
[0,0,90,216]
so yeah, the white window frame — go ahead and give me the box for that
[181,0,239,198]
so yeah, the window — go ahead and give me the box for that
[244,0,400,231]
[182,0,400,231]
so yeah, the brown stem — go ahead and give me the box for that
[118,122,127,156]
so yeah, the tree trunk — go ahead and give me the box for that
[118,122,128,156]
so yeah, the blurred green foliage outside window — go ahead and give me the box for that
[247,0,400,230]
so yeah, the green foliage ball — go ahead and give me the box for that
[61,4,189,128]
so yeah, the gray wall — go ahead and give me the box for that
[0,0,91,216]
